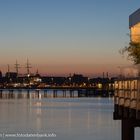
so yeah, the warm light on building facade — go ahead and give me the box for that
[130,23,140,43]
[129,9,140,43]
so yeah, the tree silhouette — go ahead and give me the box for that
[120,42,140,64]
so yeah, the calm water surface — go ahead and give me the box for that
[0,91,140,140]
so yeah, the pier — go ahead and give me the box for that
[114,77,140,140]
[0,89,76,99]
[0,86,114,99]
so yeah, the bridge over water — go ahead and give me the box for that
[0,86,114,99]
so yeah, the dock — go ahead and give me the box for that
[114,77,140,140]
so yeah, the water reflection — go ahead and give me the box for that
[0,93,139,140]
[68,102,72,128]
[87,104,91,131]
[36,101,42,130]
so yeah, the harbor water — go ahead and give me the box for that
[0,90,140,140]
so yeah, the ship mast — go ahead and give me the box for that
[25,59,32,75]
[15,60,20,76]
[7,64,10,78]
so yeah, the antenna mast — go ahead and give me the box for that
[7,64,10,73]
[7,64,10,78]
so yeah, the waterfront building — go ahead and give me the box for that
[71,74,88,86]
[0,71,2,80]
[0,71,2,86]
[114,9,140,140]
[5,72,17,83]
[129,8,140,43]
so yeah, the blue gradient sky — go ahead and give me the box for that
[0,0,140,76]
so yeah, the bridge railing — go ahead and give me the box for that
[114,77,140,111]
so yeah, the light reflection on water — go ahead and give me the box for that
[0,91,140,140]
